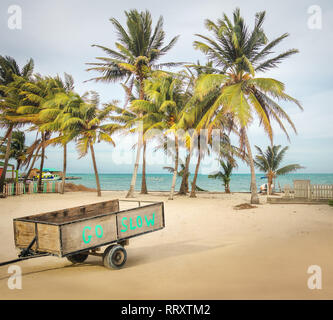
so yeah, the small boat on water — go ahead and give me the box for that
[33,171,61,181]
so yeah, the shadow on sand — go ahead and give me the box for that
[0,239,235,280]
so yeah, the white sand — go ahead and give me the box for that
[0,191,332,299]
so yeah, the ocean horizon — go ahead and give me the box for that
[66,173,333,192]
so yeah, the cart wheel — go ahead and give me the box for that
[103,244,127,269]
[66,253,89,264]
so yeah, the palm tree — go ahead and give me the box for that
[193,8,302,203]
[38,73,75,194]
[175,64,226,197]
[12,75,71,191]
[130,71,185,199]
[0,56,34,193]
[189,132,207,198]
[86,9,180,198]
[0,76,32,191]
[0,130,28,171]
[169,62,220,196]
[106,83,147,194]
[22,136,44,183]
[121,81,150,195]
[254,145,304,195]
[209,160,236,193]
[164,161,205,195]
[58,91,119,197]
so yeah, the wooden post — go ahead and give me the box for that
[283,185,291,198]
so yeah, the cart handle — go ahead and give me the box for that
[0,236,50,267]
[0,253,50,267]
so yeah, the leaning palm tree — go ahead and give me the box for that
[59,91,119,197]
[37,73,75,194]
[39,112,73,195]
[0,130,28,171]
[0,56,34,193]
[254,145,304,195]
[22,135,44,183]
[0,77,33,192]
[13,75,71,191]
[193,8,302,203]
[86,9,180,198]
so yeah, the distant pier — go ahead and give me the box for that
[65,176,82,180]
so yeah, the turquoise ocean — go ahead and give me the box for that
[67,173,333,192]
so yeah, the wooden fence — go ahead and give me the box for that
[283,180,333,200]
[311,184,333,200]
[3,182,62,197]
[294,180,311,198]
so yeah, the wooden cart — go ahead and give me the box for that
[0,199,165,269]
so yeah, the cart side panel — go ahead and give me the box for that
[117,203,164,239]
[36,223,61,255]
[14,220,37,250]
[19,199,119,224]
[60,214,117,256]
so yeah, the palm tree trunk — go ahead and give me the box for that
[126,77,145,198]
[0,126,13,194]
[190,153,201,198]
[169,136,179,200]
[61,144,67,194]
[126,133,142,198]
[225,180,231,193]
[178,152,191,195]
[90,143,101,197]
[267,171,273,195]
[140,140,148,194]
[244,131,259,204]
[23,145,41,184]
[37,133,45,193]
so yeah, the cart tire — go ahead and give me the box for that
[66,253,89,264]
[103,245,127,269]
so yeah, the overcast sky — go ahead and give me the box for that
[1,0,332,174]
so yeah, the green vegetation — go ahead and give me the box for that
[191,9,302,203]
[0,8,301,200]
[0,130,28,171]
[254,145,304,195]
[209,160,236,193]
[86,9,180,197]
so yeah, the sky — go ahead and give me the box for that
[0,0,332,174]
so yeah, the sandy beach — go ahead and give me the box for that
[0,191,332,300]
